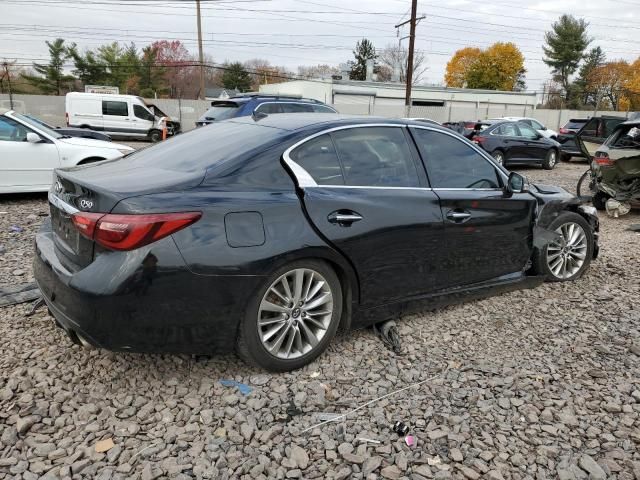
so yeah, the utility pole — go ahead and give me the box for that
[2,62,14,110]
[395,0,423,109]
[196,0,205,100]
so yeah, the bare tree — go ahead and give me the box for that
[297,64,340,79]
[379,44,427,84]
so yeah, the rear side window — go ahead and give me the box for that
[412,129,500,189]
[289,134,344,185]
[494,124,518,136]
[102,101,128,116]
[204,102,240,121]
[331,127,419,187]
[312,105,337,113]
[608,125,640,148]
[281,103,314,113]
[255,103,283,114]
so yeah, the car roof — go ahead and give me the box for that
[226,113,454,132]
[0,108,9,115]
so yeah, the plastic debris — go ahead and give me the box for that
[374,320,402,354]
[393,421,409,436]
[95,438,115,453]
[9,225,23,233]
[628,224,640,232]
[219,379,252,396]
[427,456,441,466]
[0,282,41,308]
[404,435,416,447]
[605,198,631,218]
[317,412,342,422]
[357,437,381,444]
[309,371,320,378]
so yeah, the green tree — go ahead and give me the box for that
[67,44,108,86]
[221,62,252,91]
[349,38,377,81]
[574,46,606,107]
[21,38,74,94]
[139,45,165,97]
[543,15,591,101]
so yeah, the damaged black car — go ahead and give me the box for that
[34,114,599,371]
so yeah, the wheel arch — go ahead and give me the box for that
[77,156,106,165]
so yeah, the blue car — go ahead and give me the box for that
[195,93,337,127]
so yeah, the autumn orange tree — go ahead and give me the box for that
[444,47,481,88]
[587,59,638,110]
[625,58,640,110]
[444,43,525,91]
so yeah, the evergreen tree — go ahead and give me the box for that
[349,38,377,81]
[543,15,591,101]
[21,38,74,94]
[574,46,606,107]
[221,62,252,91]
[68,44,108,86]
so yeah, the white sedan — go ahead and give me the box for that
[0,109,134,194]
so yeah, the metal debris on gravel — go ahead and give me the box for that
[1,162,639,479]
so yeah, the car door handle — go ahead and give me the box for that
[327,211,363,226]
[446,210,472,223]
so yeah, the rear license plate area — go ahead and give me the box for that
[51,206,80,253]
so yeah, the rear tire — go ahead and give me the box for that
[542,149,558,170]
[532,212,593,282]
[236,260,343,372]
[491,150,505,167]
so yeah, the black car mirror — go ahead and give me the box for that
[506,172,528,194]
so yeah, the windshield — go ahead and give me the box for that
[14,112,62,139]
[607,124,640,149]
[203,102,240,121]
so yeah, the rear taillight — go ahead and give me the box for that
[71,212,201,251]
[559,128,568,134]
[473,135,486,144]
[594,152,614,166]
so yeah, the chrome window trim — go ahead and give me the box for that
[255,101,338,114]
[408,125,510,184]
[282,123,406,188]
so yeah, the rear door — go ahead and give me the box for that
[409,126,536,287]
[517,123,548,160]
[492,123,522,159]
[285,125,445,307]
[68,96,103,130]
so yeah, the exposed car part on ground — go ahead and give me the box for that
[576,118,640,215]
[65,92,181,142]
[494,117,559,139]
[195,93,337,127]
[24,115,112,142]
[472,120,561,169]
[34,114,598,371]
[557,118,589,161]
[0,109,134,194]
[0,282,41,307]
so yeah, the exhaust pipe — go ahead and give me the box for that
[66,329,95,349]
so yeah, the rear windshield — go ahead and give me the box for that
[203,102,240,121]
[122,121,285,172]
[606,124,640,149]
[565,119,588,129]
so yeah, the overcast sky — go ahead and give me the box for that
[1,0,638,92]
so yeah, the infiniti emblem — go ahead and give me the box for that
[79,199,94,210]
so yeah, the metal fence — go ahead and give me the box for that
[0,93,634,132]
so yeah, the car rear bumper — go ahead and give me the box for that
[33,221,262,354]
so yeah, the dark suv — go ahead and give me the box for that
[195,94,337,127]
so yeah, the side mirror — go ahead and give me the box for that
[541,126,547,130]
[26,132,42,143]
[506,172,528,194]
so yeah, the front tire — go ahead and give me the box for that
[148,130,162,143]
[533,212,593,282]
[542,149,558,170]
[236,260,343,371]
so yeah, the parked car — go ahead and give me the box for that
[404,118,441,125]
[473,120,561,169]
[65,92,181,142]
[576,117,640,211]
[0,109,133,193]
[557,118,589,161]
[195,93,337,127]
[24,114,112,142]
[574,115,627,160]
[444,120,488,139]
[494,117,558,139]
[34,114,599,371]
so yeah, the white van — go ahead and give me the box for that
[65,93,181,142]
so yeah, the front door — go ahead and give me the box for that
[285,125,445,308]
[0,116,60,192]
[409,126,536,288]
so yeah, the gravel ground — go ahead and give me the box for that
[1,160,639,480]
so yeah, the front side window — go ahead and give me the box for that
[518,124,539,139]
[0,116,29,142]
[102,101,129,116]
[133,104,155,121]
[412,129,501,189]
[290,134,344,185]
[331,127,419,187]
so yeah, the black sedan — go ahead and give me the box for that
[473,120,561,169]
[34,114,599,371]
[24,115,112,142]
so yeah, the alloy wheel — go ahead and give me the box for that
[548,151,556,167]
[258,268,334,359]
[546,222,588,279]
[492,152,504,165]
